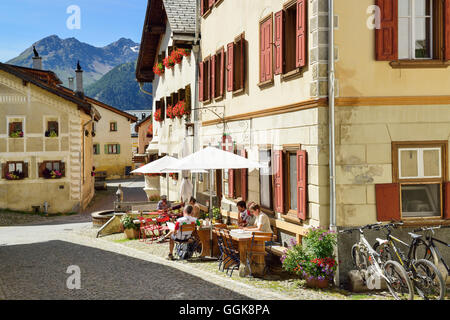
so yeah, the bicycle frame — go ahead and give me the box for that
[425,235,450,275]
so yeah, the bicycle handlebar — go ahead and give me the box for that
[339,222,383,234]
[413,225,443,233]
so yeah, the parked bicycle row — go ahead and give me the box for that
[340,222,449,300]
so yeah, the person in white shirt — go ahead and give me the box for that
[167,205,198,260]
[241,203,273,234]
[179,177,193,204]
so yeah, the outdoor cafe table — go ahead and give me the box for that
[202,227,267,277]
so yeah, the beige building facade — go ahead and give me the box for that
[0,63,100,213]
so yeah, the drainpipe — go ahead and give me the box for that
[139,82,153,96]
[82,111,95,209]
[328,0,339,286]
[192,0,201,198]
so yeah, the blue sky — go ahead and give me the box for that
[0,0,148,62]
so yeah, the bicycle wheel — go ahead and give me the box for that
[383,260,414,300]
[373,242,393,263]
[412,259,446,300]
[352,244,368,271]
[413,239,436,262]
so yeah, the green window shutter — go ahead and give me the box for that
[105,144,109,154]
[117,144,121,154]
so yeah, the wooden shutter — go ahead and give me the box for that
[239,37,245,90]
[274,150,284,213]
[274,10,284,75]
[260,18,273,82]
[117,144,121,154]
[211,55,216,99]
[38,162,46,177]
[375,183,401,221]
[209,0,215,8]
[219,48,225,97]
[228,169,234,198]
[241,149,248,202]
[201,0,204,15]
[296,0,306,68]
[185,84,192,112]
[60,162,66,177]
[1,163,7,179]
[199,61,204,101]
[444,182,450,219]
[445,0,450,60]
[23,162,29,178]
[8,122,14,136]
[375,0,398,61]
[226,42,234,92]
[296,150,307,220]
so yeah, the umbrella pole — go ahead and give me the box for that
[210,169,213,258]
[166,173,169,202]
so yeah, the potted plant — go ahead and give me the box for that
[153,62,165,76]
[5,171,24,180]
[43,168,63,179]
[179,48,191,57]
[171,49,183,64]
[120,215,138,239]
[166,105,174,119]
[154,109,163,122]
[10,130,24,138]
[281,228,338,289]
[163,56,176,69]
[211,207,222,224]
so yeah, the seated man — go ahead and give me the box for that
[189,196,201,219]
[236,200,255,227]
[167,205,199,260]
[157,195,171,211]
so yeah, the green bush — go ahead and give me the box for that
[212,207,221,220]
[120,215,137,230]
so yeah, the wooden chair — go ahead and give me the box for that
[174,224,200,260]
[213,227,229,272]
[213,223,228,229]
[246,232,273,278]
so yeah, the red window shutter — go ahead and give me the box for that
[211,55,216,99]
[201,0,204,15]
[226,42,234,92]
[445,0,450,60]
[199,61,204,102]
[444,182,450,219]
[297,150,307,220]
[274,10,284,75]
[296,0,306,68]
[239,37,245,90]
[260,18,273,82]
[375,0,398,61]
[209,0,215,8]
[375,183,401,221]
[274,150,284,213]
[219,48,225,97]
[241,149,248,202]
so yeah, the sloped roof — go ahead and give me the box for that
[163,0,196,34]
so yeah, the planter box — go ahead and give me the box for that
[124,228,139,239]
[306,278,329,289]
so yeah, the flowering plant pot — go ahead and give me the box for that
[43,168,63,179]
[306,277,329,289]
[166,105,175,119]
[154,109,163,122]
[153,62,165,76]
[179,48,191,57]
[163,56,176,69]
[174,101,189,119]
[170,49,183,64]
[5,171,24,180]
[9,131,24,138]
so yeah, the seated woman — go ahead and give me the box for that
[157,195,171,211]
[241,203,272,234]
[237,200,254,227]
[188,196,201,219]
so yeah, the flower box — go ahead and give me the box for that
[43,168,63,179]
[154,109,163,122]
[163,56,176,69]
[9,131,23,138]
[153,62,165,76]
[5,171,24,180]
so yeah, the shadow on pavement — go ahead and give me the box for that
[0,240,251,300]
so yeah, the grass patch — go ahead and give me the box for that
[113,238,133,243]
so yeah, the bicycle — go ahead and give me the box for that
[412,225,450,282]
[372,222,446,300]
[340,222,414,300]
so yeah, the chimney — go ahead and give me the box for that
[32,46,42,70]
[75,61,83,96]
[68,77,74,91]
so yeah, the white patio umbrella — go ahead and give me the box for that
[162,146,267,257]
[131,155,181,202]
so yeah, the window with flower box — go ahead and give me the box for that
[8,120,24,138]
[39,161,65,179]
[45,120,59,137]
[2,161,28,180]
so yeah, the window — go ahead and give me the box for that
[105,144,120,154]
[288,152,298,212]
[260,15,273,84]
[399,0,433,59]
[201,0,211,16]
[203,58,211,102]
[8,121,23,138]
[377,0,449,62]
[214,48,225,99]
[45,120,59,137]
[2,161,28,180]
[273,0,307,75]
[110,122,117,132]
[394,142,446,218]
[39,161,65,178]
[93,144,100,155]
[259,149,273,210]
[233,34,245,92]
